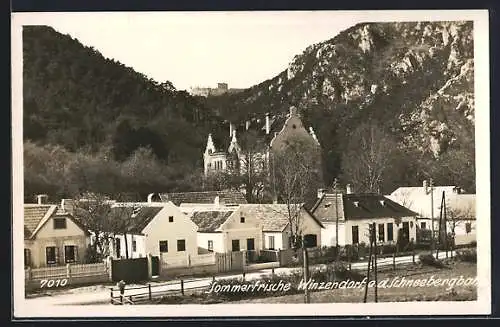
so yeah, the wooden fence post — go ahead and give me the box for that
[412,249,415,264]
[148,284,152,301]
[180,279,184,295]
[66,263,71,279]
[392,251,396,271]
[107,256,113,282]
[147,254,152,279]
[110,288,113,304]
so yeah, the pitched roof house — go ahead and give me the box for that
[311,192,418,247]
[179,205,262,254]
[387,182,476,245]
[106,202,199,262]
[24,202,91,268]
[240,204,324,250]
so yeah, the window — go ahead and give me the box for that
[304,234,317,248]
[64,245,76,263]
[420,222,427,229]
[247,238,255,251]
[177,239,186,252]
[465,223,472,234]
[46,246,57,265]
[159,240,168,253]
[208,240,214,252]
[240,216,245,223]
[269,236,275,250]
[24,249,31,267]
[232,240,240,252]
[132,240,137,252]
[53,218,67,229]
[378,224,385,242]
[387,223,394,241]
[168,216,174,222]
[352,226,359,244]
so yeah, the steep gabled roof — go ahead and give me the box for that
[24,204,90,239]
[189,210,235,232]
[106,204,164,234]
[159,191,247,206]
[24,204,56,238]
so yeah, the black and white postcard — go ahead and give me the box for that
[11,10,491,317]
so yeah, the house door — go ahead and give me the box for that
[151,256,160,276]
[232,240,240,252]
[398,222,410,249]
[246,238,255,251]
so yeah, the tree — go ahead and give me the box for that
[341,122,398,193]
[272,137,323,248]
[72,192,131,261]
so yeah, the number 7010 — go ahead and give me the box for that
[40,278,68,288]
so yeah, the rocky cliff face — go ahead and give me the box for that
[214,21,474,159]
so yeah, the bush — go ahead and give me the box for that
[456,249,477,263]
[418,253,446,268]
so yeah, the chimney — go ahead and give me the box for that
[265,113,270,135]
[60,199,74,215]
[147,193,155,203]
[423,180,428,192]
[36,194,48,205]
[317,188,326,199]
[346,184,353,194]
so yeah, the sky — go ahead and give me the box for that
[21,11,361,91]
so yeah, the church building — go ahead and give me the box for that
[203,106,322,179]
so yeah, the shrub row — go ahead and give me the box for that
[455,249,477,263]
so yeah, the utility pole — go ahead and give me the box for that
[373,223,378,303]
[302,237,310,304]
[363,225,373,303]
[426,178,435,254]
[333,178,339,264]
[364,223,377,303]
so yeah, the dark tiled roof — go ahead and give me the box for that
[190,210,235,232]
[159,191,247,206]
[312,193,417,222]
[343,194,418,219]
[107,206,164,234]
[311,194,344,223]
[24,204,55,239]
